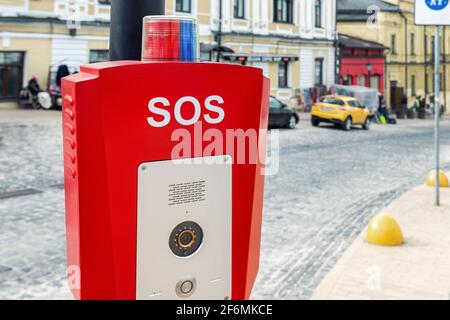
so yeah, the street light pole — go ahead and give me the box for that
[434,26,441,206]
[109,0,165,61]
[367,62,372,88]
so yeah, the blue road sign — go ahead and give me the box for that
[425,0,449,11]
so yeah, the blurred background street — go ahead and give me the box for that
[1,109,449,299]
[1,0,450,300]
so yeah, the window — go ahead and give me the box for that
[200,51,212,62]
[411,75,416,96]
[278,61,289,88]
[431,36,435,57]
[314,58,324,85]
[410,33,415,55]
[433,73,435,92]
[371,75,380,90]
[320,97,344,105]
[425,73,429,94]
[274,0,293,24]
[0,52,24,99]
[357,75,366,87]
[391,35,397,54]
[342,75,353,86]
[270,96,284,108]
[347,100,362,108]
[176,0,191,13]
[315,0,322,28]
[89,50,109,63]
[234,0,245,19]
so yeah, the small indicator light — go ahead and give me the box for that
[142,16,199,62]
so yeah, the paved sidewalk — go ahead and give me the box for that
[313,184,450,300]
[0,108,61,124]
[2,108,450,299]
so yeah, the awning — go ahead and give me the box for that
[222,53,299,63]
[200,43,234,53]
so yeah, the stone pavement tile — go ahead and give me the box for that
[0,121,63,193]
[312,186,450,300]
[0,109,61,124]
[0,189,72,300]
[2,117,450,299]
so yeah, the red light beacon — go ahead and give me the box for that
[62,15,269,300]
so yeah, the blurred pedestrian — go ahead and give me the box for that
[412,96,419,110]
[418,95,427,119]
[56,65,70,89]
[378,92,384,110]
[27,76,41,96]
[401,95,407,109]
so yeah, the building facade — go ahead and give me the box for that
[338,34,387,94]
[0,0,337,109]
[166,0,337,107]
[0,0,110,105]
[337,0,450,113]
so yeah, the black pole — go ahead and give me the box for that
[216,0,223,62]
[109,0,165,61]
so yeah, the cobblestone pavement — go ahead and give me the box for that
[0,109,450,299]
[252,118,450,300]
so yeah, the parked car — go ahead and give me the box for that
[311,95,373,131]
[269,96,299,129]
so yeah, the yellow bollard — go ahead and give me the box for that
[426,170,449,188]
[366,214,404,246]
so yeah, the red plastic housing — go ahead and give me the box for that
[62,61,269,300]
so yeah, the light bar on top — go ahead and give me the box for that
[142,16,199,62]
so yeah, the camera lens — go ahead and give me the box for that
[178,230,195,248]
[169,221,203,257]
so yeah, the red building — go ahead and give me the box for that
[338,34,388,94]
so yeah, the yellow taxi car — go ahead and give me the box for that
[311,95,372,131]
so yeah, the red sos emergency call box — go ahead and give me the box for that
[62,16,269,300]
